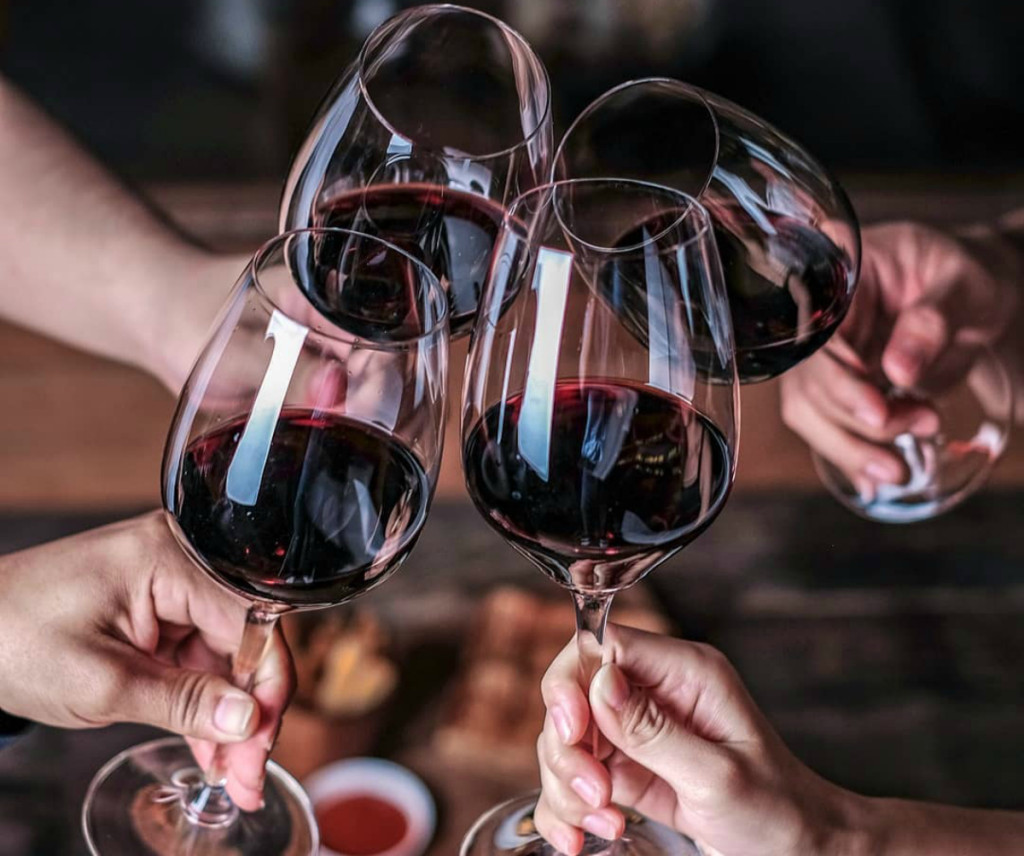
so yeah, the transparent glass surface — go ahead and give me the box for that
[83,229,449,855]
[815,345,1012,523]
[556,78,861,383]
[460,792,703,856]
[460,179,739,855]
[280,4,553,338]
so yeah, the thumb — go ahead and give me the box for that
[117,657,260,743]
[589,662,714,793]
[881,303,949,390]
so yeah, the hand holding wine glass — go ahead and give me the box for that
[460,179,738,856]
[533,625,854,856]
[0,512,293,812]
[83,227,449,856]
[781,221,1017,518]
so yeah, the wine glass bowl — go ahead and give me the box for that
[279,3,553,338]
[83,228,449,855]
[556,78,861,383]
[814,345,1012,523]
[460,179,738,855]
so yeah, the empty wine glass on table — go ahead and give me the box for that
[556,77,861,384]
[459,180,740,855]
[813,337,1013,523]
[82,228,449,855]
[280,3,553,338]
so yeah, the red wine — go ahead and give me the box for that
[598,207,854,384]
[172,409,430,606]
[315,183,507,337]
[714,210,853,382]
[463,381,732,592]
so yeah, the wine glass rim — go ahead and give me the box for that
[507,178,713,255]
[356,3,552,164]
[250,227,450,348]
[554,76,721,202]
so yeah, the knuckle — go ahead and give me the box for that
[169,670,209,732]
[619,691,672,750]
[696,642,732,676]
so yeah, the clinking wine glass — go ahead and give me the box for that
[813,332,1013,523]
[82,228,449,855]
[555,77,861,384]
[459,180,740,855]
[279,3,553,338]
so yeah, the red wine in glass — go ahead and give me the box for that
[463,380,733,593]
[316,183,507,337]
[595,207,851,384]
[175,408,431,607]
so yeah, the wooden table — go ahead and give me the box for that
[1,491,1023,853]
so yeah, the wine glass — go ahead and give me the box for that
[279,3,553,338]
[813,341,1013,523]
[555,77,861,383]
[82,228,449,855]
[459,179,740,855]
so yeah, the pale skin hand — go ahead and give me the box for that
[0,74,242,393]
[534,625,856,855]
[781,220,1020,495]
[0,512,294,811]
[535,625,1024,855]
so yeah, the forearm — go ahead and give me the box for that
[0,77,233,387]
[852,795,1024,854]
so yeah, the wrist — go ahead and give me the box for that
[138,248,243,394]
[803,780,878,856]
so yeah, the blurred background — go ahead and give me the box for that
[1,2,1023,852]
[1,0,1023,509]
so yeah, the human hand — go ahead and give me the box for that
[534,625,860,856]
[0,511,294,810]
[781,221,1017,494]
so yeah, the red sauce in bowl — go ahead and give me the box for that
[316,793,409,855]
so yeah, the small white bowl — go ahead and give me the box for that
[304,757,436,856]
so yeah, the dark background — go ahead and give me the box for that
[3,0,1022,182]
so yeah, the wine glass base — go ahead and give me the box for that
[460,792,702,856]
[82,736,318,856]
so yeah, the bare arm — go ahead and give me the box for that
[855,798,1024,855]
[0,75,240,390]
[534,627,1024,856]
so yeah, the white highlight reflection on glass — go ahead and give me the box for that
[226,310,309,505]
[646,234,695,400]
[517,246,572,481]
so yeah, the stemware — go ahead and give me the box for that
[556,77,861,383]
[459,179,740,855]
[82,228,449,855]
[279,3,553,338]
[814,340,1012,523]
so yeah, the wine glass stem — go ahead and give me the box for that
[573,591,615,734]
[185,604,280,826]
[572,592,626,855]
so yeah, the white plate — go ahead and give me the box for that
[304,757,436,856]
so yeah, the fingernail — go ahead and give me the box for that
[582,811,620,841]
[856,405,885,429]
[552,706,574,744]
[214,694,255,737]
[571,776,603,808]
[592,665,630,713]
[865,460,901,483]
